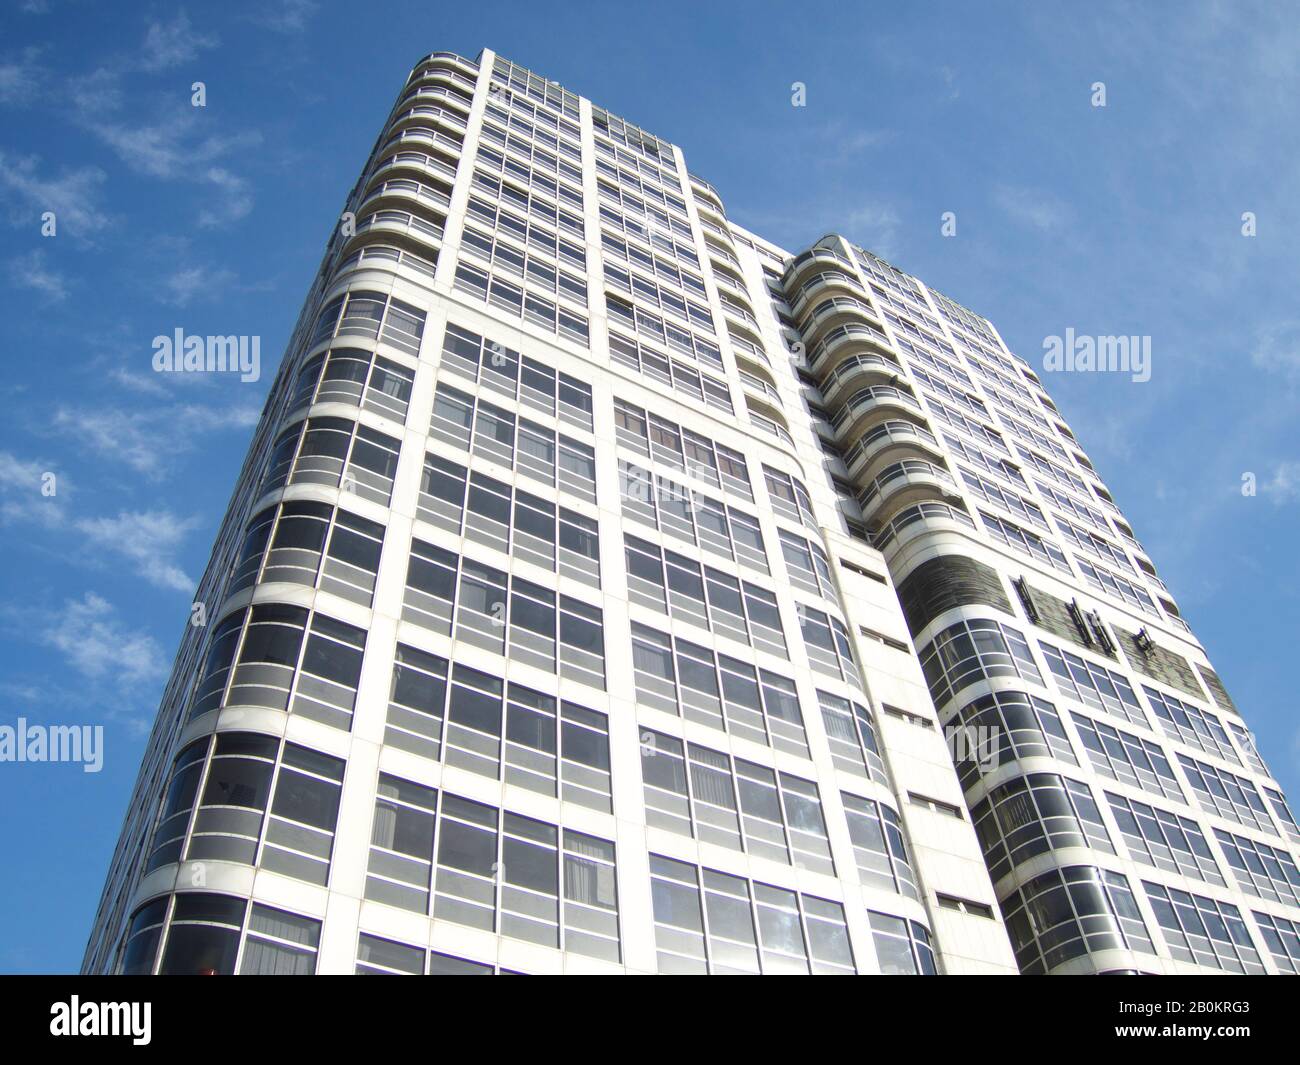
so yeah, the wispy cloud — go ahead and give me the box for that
[993,184,1070,233]
[0,46,46,105]
[0,153,110,238]
[0,450,64,527]
[1264,461,1300,504]
[250,0,320,34]
[0,450,198,591]
[74,510,198,592]
[39,593,168,688]
[51,400,261,478]
[940,64,959,101]
[6,248,67,302]
[162,262,237,306]
[1251,321,1300,383]
[64,11,255,227]
[844,202,902,260]
[139,10,218,72]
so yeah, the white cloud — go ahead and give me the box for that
[0,450,64,527]
[1264,461,1300,504]
[1251,321,1300,382]
[0,46,45,105]
[162,262,237,306]
[109,367,171,396]
[844,203,902,260]
[92,117,261,226]
[6,248,67,301]
[52,399,261,477]
[250,0,320,33]
[40,593,167,687]
[139,11,218,72]
[75,510,198,592]
[940,65,959,101]
[994,184,1070,233]
[0,153,110,237]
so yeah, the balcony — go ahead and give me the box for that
[368,148,458,187]
[842,419,944,477]
[797,293,883,342]
[388,103,469,136]
[343,208,444,259]
[857,460,961,526]
[782,246,856,292]
[358,177,452,218]
[870,501,976,553]
[789,270,866,318]
[829,384,923,443]
[818,353,904,406]
[809,322,897,373]
[380,125,464,159]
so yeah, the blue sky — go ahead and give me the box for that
[1,0,1297,973]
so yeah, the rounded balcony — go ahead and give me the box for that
[408,53,479,87]
[691,180,726,218]
[380,124,464,161]
[341,204,445,260]
[737,362,783,408]
[387,102,469,139]
[726,322,770,365]
[857,459,962,526]
[828,383,924,443]
[330,240,438,289]
[870,500,976,554]
[396,82,474,114]
[789,269,867,319]
[357,175,452,222]
[798,293,883,344]
[843,418,945,477]
[704,234,743,272]
[782,246,856,293]
[368,146,459,189]
[817,351,903,402]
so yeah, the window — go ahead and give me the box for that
[798,605,860,686]
[145,733,345,887]
[618,459,767,574]
[1213,829,1300,907]
[638,731,831,871]
[1252,911,1300,973]
[264,415,401,506]
[949,691,1076,791]
[428,380,596,504]
[311,289,426,356]
[1105,791,1224,886]
[1002,866,1154,974]
[868,911,937,975]
[1177,754,1275,833]
[291,346,414,424]
[971,773,1113,884]
[630,622,807,755]
[918,618,1042,709]
[842,794,919,899]
[1039,641,1145,727]
[622,535,786,655]
[817,690,886,783]
[381,645,612,808]
[187,605,366,730]
[763,465,815,528]
[366,781,621,961]
[1143,882,1264,974]
[1143,686,1238,764]
[649,855,854,974]
[1071,712,1183,801]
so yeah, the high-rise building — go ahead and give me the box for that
[82,48,1300,976]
